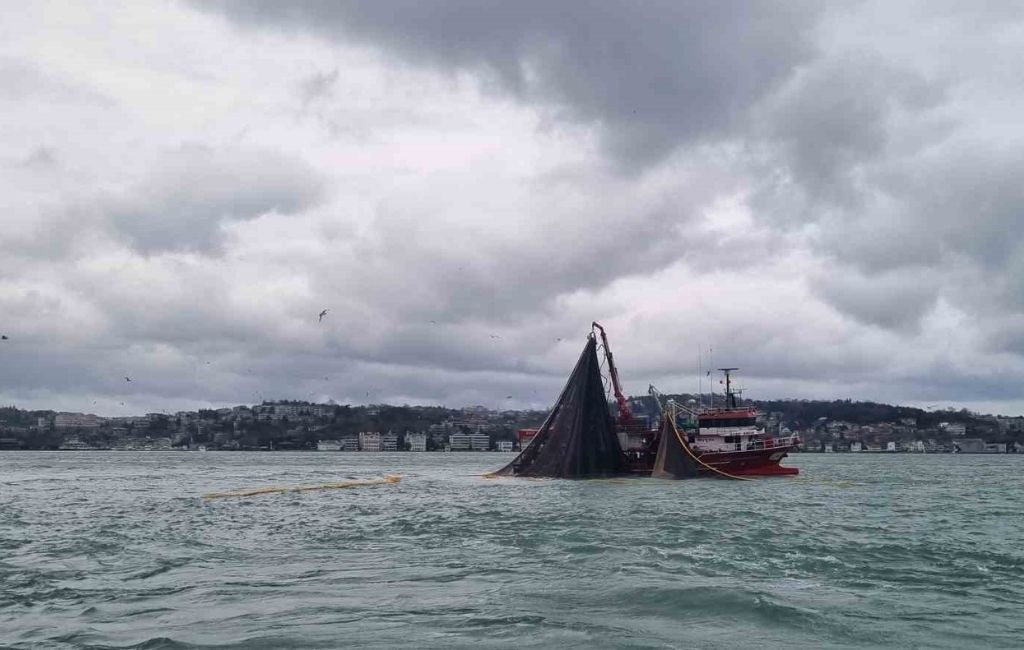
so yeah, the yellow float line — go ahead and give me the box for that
[202,474,401,499]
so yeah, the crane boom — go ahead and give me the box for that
[592,322,633,425]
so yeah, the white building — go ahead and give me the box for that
[886,441,898,452]
[358,431,381,452]
[382,431,399,451]
[317,440,342,451]
[341,436,359,451]
[450,432,490,451]
[496,440,513,452]
[449,433,472,451]
[850,441,864,452]
[54,413,102,429]
[406,433,427,451]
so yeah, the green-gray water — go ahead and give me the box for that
[2,452,1022,649]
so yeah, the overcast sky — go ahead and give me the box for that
[2,1,1023,417]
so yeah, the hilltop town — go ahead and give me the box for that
[1,396,1022,453]
[0,402,544,452]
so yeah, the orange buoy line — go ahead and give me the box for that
[202,474,401,499]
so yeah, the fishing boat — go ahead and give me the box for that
[591,323,799,477]
[502,323,798,479]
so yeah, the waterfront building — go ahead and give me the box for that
[341,436,359,451]
[449,433,472,451]
[54,413,102,430]
[382,431,399,451]
[517,428,538,448]
[496,440,513,452]
[317,439,342,451]
[448,432,491,451]
[406,433,427,451]
[996,416,1024,433]
[940,422,967,436]
[470,433,490,450]
[58,437,95,450]
[955,438,985,453]
[358,431,381,452]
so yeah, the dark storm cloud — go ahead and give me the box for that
[761,53,946,205]
[201,0,821,167]
[109,145,325,254]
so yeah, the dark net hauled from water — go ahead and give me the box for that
[492,336,627,478]
[650,414,698,479]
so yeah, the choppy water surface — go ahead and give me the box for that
[2,452,1023,649]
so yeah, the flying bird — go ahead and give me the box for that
[318,309,329,322]
[124,376,132,382]
[506,395,513,399]
[1,335,7,340]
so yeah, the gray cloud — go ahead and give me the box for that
[109,145,325,254]
[298,68,339,105]
[201,0,821,167]
[810,268,941,332]
[4,1,1024,416]
[761,53,946,205]
[0,57,112,105]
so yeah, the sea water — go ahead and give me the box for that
[1,452,1022,649]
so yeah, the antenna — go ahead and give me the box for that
[708,346,713,409]
[718,368,739,408]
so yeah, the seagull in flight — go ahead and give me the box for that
[124,376,132,382]
[318,309,329,322]
[1,335,7,340]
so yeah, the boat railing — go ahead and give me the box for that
[742,435,800,451]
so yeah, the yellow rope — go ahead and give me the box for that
[669,413,753,481]
[202,474,401,499]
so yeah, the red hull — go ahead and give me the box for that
[697,447,799,476]
[626,444,799,477]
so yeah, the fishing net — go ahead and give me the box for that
[493,336,627,478]
[651,415,698,479]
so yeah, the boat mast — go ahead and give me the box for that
[719,368,739,409]
[708,347,713,409]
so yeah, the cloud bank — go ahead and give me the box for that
[1,1,1024,416]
